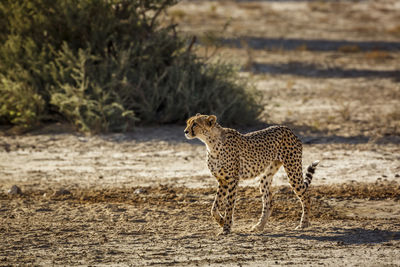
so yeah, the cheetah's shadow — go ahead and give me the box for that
[245,227,400,245]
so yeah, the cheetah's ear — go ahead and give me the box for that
[196,113,201,116]
[207,115,217,127]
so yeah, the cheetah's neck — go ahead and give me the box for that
[200,124,226,155]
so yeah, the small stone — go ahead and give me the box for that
[8,185,22,195]
[134,188,145,194]
[53,188,72,196]
[78,137,88,142]
[3,143,11,152]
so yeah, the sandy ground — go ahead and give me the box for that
[1,127,400,190]
[2,0,400,266]
[1,184,400,266]
[1,128,400,266]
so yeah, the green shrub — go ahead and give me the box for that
[49,43,137,132]
[0,0,262,132]
[0,77,45,128]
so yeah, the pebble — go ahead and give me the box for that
[3,143,11,152]
[78,137,88,142]
[8,185,22,195]
[134,188,146,194]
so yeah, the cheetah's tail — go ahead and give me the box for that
[304,160,319,189]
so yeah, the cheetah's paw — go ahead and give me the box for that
[218,228,231,236]
[295,221,310,230]
[251,223,265,232]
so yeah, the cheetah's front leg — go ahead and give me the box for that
[211,183,227,227]
[220,178,238,235]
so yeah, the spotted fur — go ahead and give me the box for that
[184,114,319,235]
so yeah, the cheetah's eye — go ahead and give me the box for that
[192,122,197,128]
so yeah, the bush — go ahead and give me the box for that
[0,77,45,128]
[0,0,262,132]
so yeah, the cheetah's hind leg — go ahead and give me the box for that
[252,161,282,232]
[291,160,319,230]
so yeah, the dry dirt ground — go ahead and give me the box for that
[2,0,400,266]
[1,181,400,266]
[1,129,400,266]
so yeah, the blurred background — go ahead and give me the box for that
[1,0,399,142]
[165,0,400,143]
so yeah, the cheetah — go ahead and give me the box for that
[184,114,319,235]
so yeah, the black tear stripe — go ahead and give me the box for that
[191,124,195,136]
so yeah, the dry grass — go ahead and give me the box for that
[364,50,392,61]
[168,9,186,21]
[338,45,361,53]
[386,25,400,36]
[237,2,262,10]
[336,103,352,122]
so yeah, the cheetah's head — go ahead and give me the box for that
[184,113,217,140]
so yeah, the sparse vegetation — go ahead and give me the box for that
[168,8,186,21]
[336,103,352,122]
[0,0,262,132]
[241,40,255,71]
[338,45,361,53]
[386,25,400,36]
[364,50,392,61]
